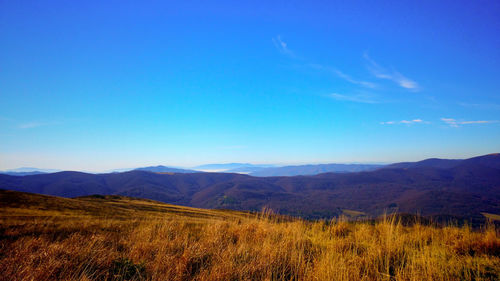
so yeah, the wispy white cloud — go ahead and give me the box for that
[460,120,495,124]
[19,122,44,129]
[441,118,498,127]
[380,119,426,125]
[334,69,377,88]
[364,53,419,91]
[272,36,376,89]
[309,64,377,88]
[458,102,500,110]
[272,36,295,58]
[18,121,58,129]
[328,93,378,104]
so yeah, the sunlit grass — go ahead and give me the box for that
[0,190,499,280]
[482,212,500,221]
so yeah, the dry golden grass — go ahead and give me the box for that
[482,212,500,221]
[0,190,499,280]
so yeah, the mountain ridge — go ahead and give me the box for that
[250,163,384,177]
[0,154,498,223]
[133,165,199,174]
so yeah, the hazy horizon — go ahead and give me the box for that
[3,152,500,173]
[1,1,499,171]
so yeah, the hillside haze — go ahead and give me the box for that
[249,163,384,176]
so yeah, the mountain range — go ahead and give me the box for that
[1,163,383,176]
[191,163,383,175]
[192,163,275,173]
[0,153,499,224]
[0,167,61,176]
[249,163,384,176]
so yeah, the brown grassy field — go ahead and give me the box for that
[0,189,499,281]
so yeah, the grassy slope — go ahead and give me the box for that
[0,189,499,281]
[0,189,251,221]
[483,212,500,221]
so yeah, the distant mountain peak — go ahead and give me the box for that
[0,167,61,176]
[133,165,198,174]
[193,163,276,172]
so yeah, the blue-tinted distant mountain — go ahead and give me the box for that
[1,171,47,176]
[249,164,384,177]
[5,167,60,173]
[134,165,198,174]
[224,166,268,174]
[385,158,462,170]
[193,163,275,172]
[459,153,500,169]
[383,154,500,171]
[0,167,60,176]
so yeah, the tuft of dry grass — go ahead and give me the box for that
[0,190,499,280]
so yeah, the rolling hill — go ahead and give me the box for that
[0,189,250,221]
[0,154,499,223]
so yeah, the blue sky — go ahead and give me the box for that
[1,0,499,171]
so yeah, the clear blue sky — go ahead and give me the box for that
[1,0,499,171]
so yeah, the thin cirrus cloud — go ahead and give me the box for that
[18,122,46,129]
[18,121,58,129]
[441,118,498,127]
[272,36,376,89]
[328,93,378,104]
[458,102,500,110]
[272,35,296,58]
[309,64,377,88]
[380,119,425,125]
[363,52,419,91]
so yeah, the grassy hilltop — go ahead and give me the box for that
[0,189,499,281]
